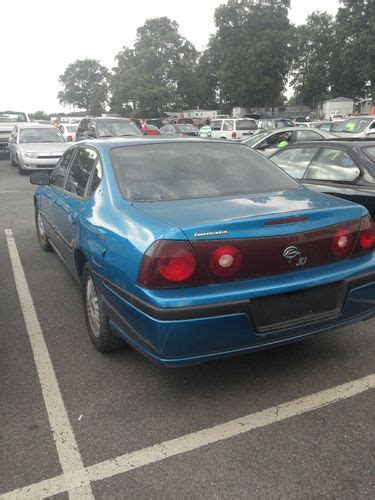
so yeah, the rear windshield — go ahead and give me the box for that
[110,142,298,201]
[362,146,375,165]
[176,124,197,132]
[236,119,257,130]
[0,111,27,122]
[96,119,142,137]
[334,118,372,134]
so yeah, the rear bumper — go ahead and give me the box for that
[99,268,375,366]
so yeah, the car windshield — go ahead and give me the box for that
[96,120,142,137]
[0,112,27,123]
[67,125,77,132]
[176,124,198,132]
[110,142,298,201]
[334,118,373,133]
[236,119,257,130]
[242,131,270,146]
[19,128,65,143]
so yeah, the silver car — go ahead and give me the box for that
[333,116,375,139]
[8,124,70,175]
[242,127,336,156]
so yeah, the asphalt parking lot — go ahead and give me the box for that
[0,156,374,499]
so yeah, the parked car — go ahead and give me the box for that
[294,116,309,126]
[333,116,375,139]
[242,127,336,156]
[0,111,30,154]
[145,118,164,129]
[210,118,258,140]
[269,141,375,220]
[170,117,195,125]
[75,117,142,141]
[30,138,375,366]
[141,124,160,136]
[159,124,199,136]
[58,123,78,142]
[256,118,296,130]
[9,124,70,175]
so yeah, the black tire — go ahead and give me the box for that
[35,208,53,252]
[18,163,27,175]
[82,264,125,352]
[10,152,17,166]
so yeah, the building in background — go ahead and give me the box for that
[318,97,354,119]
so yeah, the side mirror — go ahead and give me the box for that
[30,171,50,185]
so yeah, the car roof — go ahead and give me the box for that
[76,136,241,150]
[275,140,375,150]
[17,123,55,129]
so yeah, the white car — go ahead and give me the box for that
[58,123,78,142]
[333,116,375,139]
[210,118,258,140]
[8,124,70,175]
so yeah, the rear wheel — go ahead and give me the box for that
[82,264,125,352]
[35,208,53,252]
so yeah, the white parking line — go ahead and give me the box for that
[2,372,374,499]
[4,229,94,500]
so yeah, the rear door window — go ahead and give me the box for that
[210,120,223,131]
[223,120,234,131]
[271,147,318,179]
[304,148,361,182]
[236,119,257,130]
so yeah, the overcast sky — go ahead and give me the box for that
[0,0,340,113]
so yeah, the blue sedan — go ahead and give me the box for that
[30,138,375,366]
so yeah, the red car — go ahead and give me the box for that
[141,124,160,136]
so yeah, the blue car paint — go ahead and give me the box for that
[34,138,375,366]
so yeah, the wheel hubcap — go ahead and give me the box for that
[86,277,100,337]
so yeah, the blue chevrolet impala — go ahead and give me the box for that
[30,138,375,366]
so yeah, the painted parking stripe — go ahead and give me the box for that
[4,229,94,499]
[2,372,374,499]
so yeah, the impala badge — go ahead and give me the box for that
[283,246,307,267]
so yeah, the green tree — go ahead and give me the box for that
[290,12,335,108]
[58,59,109,114]
[29,110,50,121]
[330,0,375,99]
[212,0,292,109]
[111,17,199,115]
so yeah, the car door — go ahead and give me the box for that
[52,146,99,272]
[210,120,224,139]
[301,147,366,207]
[40,147,77,243]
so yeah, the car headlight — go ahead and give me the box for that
[22,151,38,158]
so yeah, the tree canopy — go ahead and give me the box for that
[58,59,109,114]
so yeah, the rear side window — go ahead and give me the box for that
[223,120,234,131]
[50,148,75,188]
[110,143,298,201]
[210,120,223,131]
[65,147,98,197]
[295,130,323,141]
[236,119,257,130]
[272,147,318,179]
[304,148,361,182]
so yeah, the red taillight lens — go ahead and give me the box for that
[158,248,196,282]
[67,135,73,142]
[209,245,242,277]
[331,229,353,256]
[231,131,237,139]
[137,241,209,289]
[354,215,375,254]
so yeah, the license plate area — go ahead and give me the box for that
[250,282,346,333]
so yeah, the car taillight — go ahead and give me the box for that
[67,135,73,142]
[209,245,242,277]
[231,131,237,139]
[353,215,375,255]
[137,241,210,289]
[331,229,353,256]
